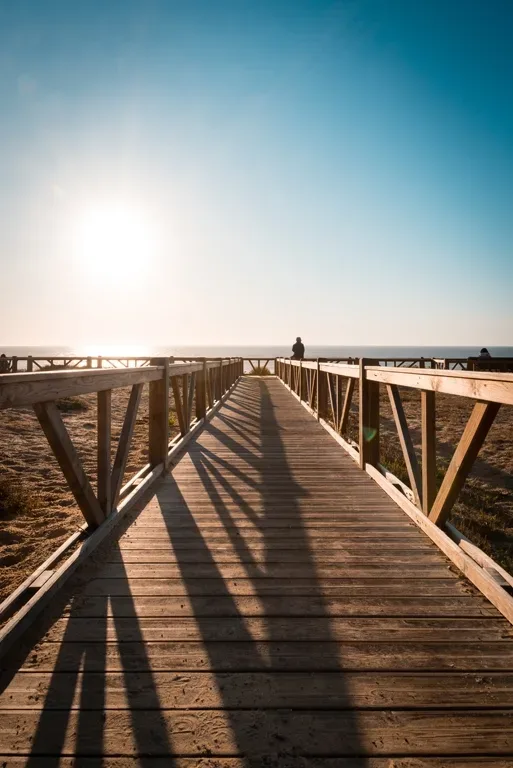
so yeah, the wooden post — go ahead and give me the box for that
[97,389,112,516]
[26,356,33,372]
[421,390,437,515]
[359,358,380,469]
[97,356,103,369]
[317,359,328,421]
[182,374,189,431]
[298,361,303,401]
[196,359,207,420]
[11,356,17,373]
[149,357,169,470]
[86,357,92,369]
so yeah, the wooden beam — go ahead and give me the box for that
[171,376,187,436]
[97,389,112,516]
[0,367,161,409]
[317,361,328,421]
[365,366,513,406]
[195,361,207,420]
[149,358,170,470]
[422,390,437,515]
[359,359,380,469]
[33,401,104,528]
[338,378,355,435]
[429,401,501,527]
[386,384,422,508]
[111,383,143,506]
[187,372,196,428]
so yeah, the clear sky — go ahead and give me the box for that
[1,0,512,346]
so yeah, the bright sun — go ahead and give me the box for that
[74,202,153,279]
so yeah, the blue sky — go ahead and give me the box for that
[0,0,512,345]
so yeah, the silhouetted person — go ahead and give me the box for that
[479,348,492,360]
[0,354,9,373]
[291,337,305,360]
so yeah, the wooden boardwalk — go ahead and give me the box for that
[2,376,513,765]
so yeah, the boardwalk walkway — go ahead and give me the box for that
[2,376,513,764]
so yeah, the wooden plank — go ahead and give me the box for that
[97,389,112,516]
[386,384,422,507]
[422,389,437,515]
[359,359,380,468]
[4,709,513,756]
[111,383,143,506]
[66,594,497,618]
[33,401,104,528]
[20,640,513,672]
[4,670,513,710]
[3,759,513,768]
[429,401,501,526]
[41,616,512,643]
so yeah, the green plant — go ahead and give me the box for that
[169,411,178,427]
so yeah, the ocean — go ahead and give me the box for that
[2,345,512,360]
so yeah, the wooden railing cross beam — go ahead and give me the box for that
[428,401,501,527]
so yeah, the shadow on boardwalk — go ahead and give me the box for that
[0,377,363,765]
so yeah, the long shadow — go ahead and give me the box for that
[1,507,179,764]
[154,375,364,762]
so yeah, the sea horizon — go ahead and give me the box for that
[1,344,512,360]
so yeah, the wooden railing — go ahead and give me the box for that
[0,355,242,372]
[276,356,513,616]
[0,357,242,640]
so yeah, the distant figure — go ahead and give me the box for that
[291,337,305,360]
[479,348,492,360]
[0,354,9,373]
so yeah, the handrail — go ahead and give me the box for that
[0,356,243,637]
[276,356,512,533]
[276,356,513,622]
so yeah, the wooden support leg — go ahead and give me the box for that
[359,358,380,469]
[429,401,500,527]
[387,384,422,508]
[149,358,170,469]
[97,389,112,516]
[34,401,105,528]
[422,390,437,515]
[111,383,144,505]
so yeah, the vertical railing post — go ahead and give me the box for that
[317,358,328,421]
[422,390,436,515]
[289,360,292,391]
[196,359,207,421]
[26,356,33,372]
[97,356,103,368]
[359,358,380,470]
[87,356,92,369]
[298,360,303,401]
[11,356,18,373]
[149,357,170,471]
[97,389,112,516]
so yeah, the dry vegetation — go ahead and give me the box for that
[0,387,181,604]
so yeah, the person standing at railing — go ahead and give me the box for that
[0,354,10,373]
[291,337,305,360]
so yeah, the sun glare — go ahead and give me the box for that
[74,202,154,280]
